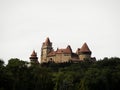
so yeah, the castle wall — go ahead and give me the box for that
[47,56,56,62]
[55,54,62,63]
[40,38,93,63]
[61,54,71,62]
[41,49,47,62]
[45,54,91,63]
[41,44,53,63]
[79,54,91,60]
[52,54,71,63]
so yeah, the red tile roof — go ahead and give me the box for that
[47,45,72,56]
[56,49,66,54]
[80,43,91,53]
[56,45,72,54]
[47,50,56,56]
[66,45,72,53]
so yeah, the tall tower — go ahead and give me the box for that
[29,50,39,63]
[41,37,53,63]
[77,43,92,60]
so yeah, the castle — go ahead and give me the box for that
[29,37,95,63]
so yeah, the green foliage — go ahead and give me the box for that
[0,59,4,67]
[0,57,120,90]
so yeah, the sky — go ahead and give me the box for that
[0,0,120,63]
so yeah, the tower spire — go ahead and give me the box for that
[80,42,91,54]
[45,37,51,45]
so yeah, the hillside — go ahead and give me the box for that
[0,57,120,90]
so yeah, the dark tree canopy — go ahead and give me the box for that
[0,57,120,90]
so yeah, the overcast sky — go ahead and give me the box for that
[0,0,120,63]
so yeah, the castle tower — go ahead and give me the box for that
[29,50,39,63]
[77,43,92,60]
[41,37,53,63]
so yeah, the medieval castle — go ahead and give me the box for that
[29,37,96,63]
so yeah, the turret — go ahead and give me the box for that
[29,50,39,63]
[77,43,92,60]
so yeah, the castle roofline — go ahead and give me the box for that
[80,43,91,53]
[55,45,73,54]
[43,37,52,46]
[47,45,73,57]
[47,50,56,56]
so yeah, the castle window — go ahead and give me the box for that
[50,58,53,61]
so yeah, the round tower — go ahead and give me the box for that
[78,43,92,60]
[29,50,39,63]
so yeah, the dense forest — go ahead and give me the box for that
[0,57,120,90]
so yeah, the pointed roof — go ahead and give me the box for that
[45,37,51,45]
[31,50,37,57]
[66,45,72,53]
[80,43,91,53]
[45,37,50,43]
[29,50,38,60]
